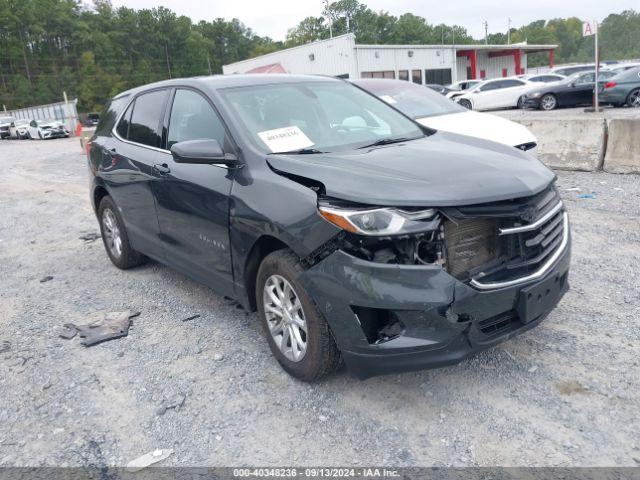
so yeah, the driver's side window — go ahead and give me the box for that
[575,73,594,85]
[480,82,499,92]
[167,89,226,150]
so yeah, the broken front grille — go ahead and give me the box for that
[443,184,568,288]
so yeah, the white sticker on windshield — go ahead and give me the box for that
[379,95,397,104]
[257,126,314,153]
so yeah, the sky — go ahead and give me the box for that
[110,0,638,41]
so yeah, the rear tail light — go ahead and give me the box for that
[604,81,617,89]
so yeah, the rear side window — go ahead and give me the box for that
[167,89,226,149]
[127,90,168,148]
[501,79,525,88]
[116,102,133,139]
[97,96,129,137]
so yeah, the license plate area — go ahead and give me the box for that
[517,272,568,324]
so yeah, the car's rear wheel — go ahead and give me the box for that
[98,196,145,269]
[458,99,472,110]
[626,88,640,108]
[540,94,557,110]
[256,250,341,382]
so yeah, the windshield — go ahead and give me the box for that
[219,81,424,154]
[354,80,466,119]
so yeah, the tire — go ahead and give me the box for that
[256,250,342,382]
[458,99,472,110]
[97,196,145,269]
[38,131,43,140]
[517,96,525,109]
[539,93,557,111]
[626,88,640,108]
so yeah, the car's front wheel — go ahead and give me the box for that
[256,250,342,382]
[539,93,557,110]
[517,96,525,109]
[458,99,472,110]
[98,196,146,269]
[627,88,640,108]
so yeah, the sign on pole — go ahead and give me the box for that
[582,21,596,36]
[583,20,599,111]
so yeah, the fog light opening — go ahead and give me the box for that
[351,306,405,344]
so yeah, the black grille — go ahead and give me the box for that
[442,185,566,285]
[478,310,518,336]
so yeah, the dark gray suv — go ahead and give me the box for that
[87,74,570,381]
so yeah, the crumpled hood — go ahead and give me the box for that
[40,121,64,128]
[416,111,537,148]
[266,131,554,207]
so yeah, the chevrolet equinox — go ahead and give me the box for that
[87,74,570,381]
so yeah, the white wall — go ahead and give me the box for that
[222,34,358,78]
[355,46,457,83]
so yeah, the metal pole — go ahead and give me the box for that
[207,56,212,75]
[165,41,172,79]
[324,0,332,38]
[594,21,599,111]
[483,21,488,45]
[507,18,511,44]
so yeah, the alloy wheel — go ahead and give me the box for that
[262,274,308,362]
[540,94,556,110]
[628,89,640,108]
[102,208,123,258]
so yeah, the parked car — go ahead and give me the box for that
[27,119,70,139]
[522,70,617,110]
[601,62,640,74]
[550,64,599,76]
[598,67,640,108]
[447,79,482,91]
[425,84,453,95]
[9,119,30,139]
[88,75,570,381]
[519,73,566,83]
[445,80,482,100]
[0,116,14,139]
[353,78,538,156]
[453,78,534,110]
[87,113,100,126]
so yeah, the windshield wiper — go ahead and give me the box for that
[357,136,421,150]
[270,147,325,155]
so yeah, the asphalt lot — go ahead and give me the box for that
[0,137,639,467]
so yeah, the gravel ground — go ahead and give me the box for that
[0,137,639,468]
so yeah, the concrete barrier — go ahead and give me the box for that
[603,119,640,174]
[510,118,606,171]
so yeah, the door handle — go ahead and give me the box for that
[153,163,171,175]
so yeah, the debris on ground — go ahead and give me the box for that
[58,324,78,340]
[181,314,200,322]
[577,193,597,199]
[39,276,54,283]
[0,341,10,354]
[61,310,140,347]
[79,232,101,242]
[555,380,590,395]
[126,448,174,472]
[156,393,186,415]
[565,187,581,191]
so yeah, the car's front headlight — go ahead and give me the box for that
[318,205,437,236]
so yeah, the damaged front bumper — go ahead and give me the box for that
[300,239,570,380]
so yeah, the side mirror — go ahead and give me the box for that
[170,139,239,166]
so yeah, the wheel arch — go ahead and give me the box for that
[243,235,291,311]
[92,184,110,214]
